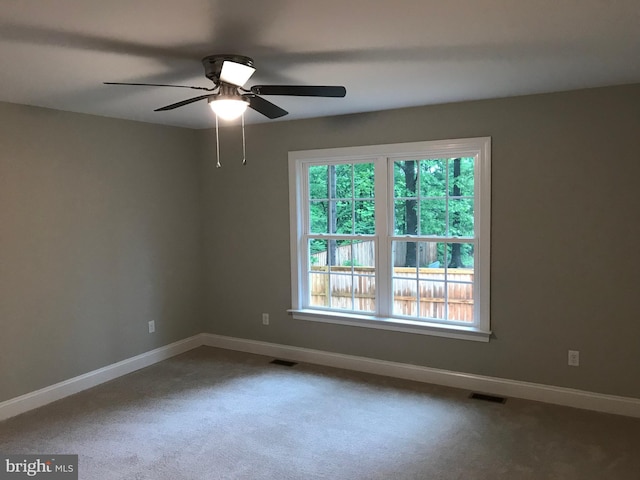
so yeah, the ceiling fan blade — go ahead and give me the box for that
[250,85,346,97]
[247,95,288,119]
[154,94,213,112]
[104,82,214,92]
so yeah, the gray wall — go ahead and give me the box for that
[2,84,638,405]
[0,102,205,403]
[201,84,640,399]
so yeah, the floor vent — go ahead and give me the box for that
[270,359,298,367]
[469,392,507,404]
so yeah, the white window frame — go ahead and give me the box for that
[288,137,491,342]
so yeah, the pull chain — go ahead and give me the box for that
[214,113,247,167]
[215,114,221,168]
[241,112,247,166]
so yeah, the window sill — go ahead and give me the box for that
[288,309,491,342]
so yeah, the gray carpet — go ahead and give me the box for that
[1,346,639,479]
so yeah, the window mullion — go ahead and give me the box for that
[443,160,449,321]
[297,164,311,310]
[375,156,391,317]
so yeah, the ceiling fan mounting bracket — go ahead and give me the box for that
[201,54,254,83]
[216,83,245,99]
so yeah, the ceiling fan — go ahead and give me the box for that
[105,54,347,120]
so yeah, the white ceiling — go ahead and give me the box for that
[0,0,638,129]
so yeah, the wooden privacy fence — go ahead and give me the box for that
[310,266,474,322]
[311,241,376,267]
[311,241,438,268]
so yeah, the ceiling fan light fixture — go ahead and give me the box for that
[220,61,256,87]
[209,97,249,120]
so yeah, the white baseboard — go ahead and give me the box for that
[201,333,640,418]
[3,332,639,422]
[0,335,202,422]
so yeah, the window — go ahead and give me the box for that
[289,138,490,342]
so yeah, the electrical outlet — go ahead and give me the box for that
[262,313,269,326]
[568,350,579,367]
[148,320,155,333]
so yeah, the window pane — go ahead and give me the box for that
[310,201,328,234]
[330,273,352,310]
[447,242,474,269]
[393,241,418,273]
[354,200,375,234]
[309,271,329,307]
[419,280,446,319]
[354,163,374,198]
[393,278,417,317]
[449,199,474,237]
[447,282,474,322]
[354,275,375,313]
[309,238,328,268]
[420,199,446,236]
[420,159,446,197]
[393,241,418,316]
[345,240,357,271]
[394,199,418,235]
[332,200,352,234]
[308,237,329,309]
[393,200,403,236]
[418,242,446,279]
[394,160,418,199]
[333,164,352,199]
[394,162,402,197]
[309,165,328,199]
[460,243,475,268]
[328,239,351,270]
[449,157,474,197]
[352,240,375,269]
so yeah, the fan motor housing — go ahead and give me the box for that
[202,54,254,83]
